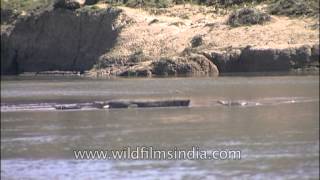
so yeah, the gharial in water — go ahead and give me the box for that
[217,100,250,107]
[53,99,190,110]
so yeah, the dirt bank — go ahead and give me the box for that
[1,2,319,76]
[95,4,318,76]
[1,6,127,74]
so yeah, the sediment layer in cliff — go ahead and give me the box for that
[203,44,319,73]
[1,6,128,74]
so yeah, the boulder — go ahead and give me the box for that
[239,46,293,72]
[207,49,241,72]
[152,54,219,76]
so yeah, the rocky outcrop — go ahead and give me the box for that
[94,53,219,77]
[204,49,241,72]
[1,7,124,74]
[204,44,319,73]
[151,54,219,76]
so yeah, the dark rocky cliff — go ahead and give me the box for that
[1,7,123,74]
[1,3,318,77]
[204,45,319,73]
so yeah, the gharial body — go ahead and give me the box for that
[217,100,261,107]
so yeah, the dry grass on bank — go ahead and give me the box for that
[98,3,318,60]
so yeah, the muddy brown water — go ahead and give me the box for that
[1,76,319,179]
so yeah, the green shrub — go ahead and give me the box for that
[227,7,271,27]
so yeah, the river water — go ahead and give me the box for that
[1,76,319,179]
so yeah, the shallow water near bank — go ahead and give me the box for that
[1,76,319,179]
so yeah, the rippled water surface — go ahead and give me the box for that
[1,76,319,179]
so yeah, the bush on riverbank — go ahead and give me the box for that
[227,7,271,27]
[268,0,319,17]
[124,0,173,8]
[0,0,51,12]
[1,8,20,24]
[205,0,266,7]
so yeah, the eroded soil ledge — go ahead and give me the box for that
[1,2,319,77]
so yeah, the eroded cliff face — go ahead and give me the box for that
[1,4,318,76]
[203,44,319,73]
[1,7,124,74]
